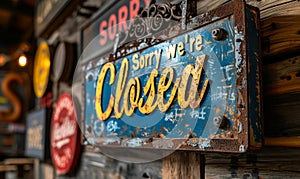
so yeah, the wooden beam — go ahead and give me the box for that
[162,151,204,179]
[265,137,300,148]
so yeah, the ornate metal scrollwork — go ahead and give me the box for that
[111,1,187,59]
[123,2,182,42]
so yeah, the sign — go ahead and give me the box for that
[51,93,81,174]
[0,73,24,122]
[52,42,75,82]
[33,41,51,98]
[81,0,149,58]
[35,0,74,37]
[83,0,262,153]
[0,74,12,112]
[25,109,47,160]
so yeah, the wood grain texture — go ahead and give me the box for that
[261,15,300,57]
[263,55,300,137]
[264,55,300,95]
[246,0,300,19]
[196,0,300,19]
[55,1,300,179]
[197,0,230,14]
[162,151,202,179]
[205,147,300,178]
[265,137,300,147]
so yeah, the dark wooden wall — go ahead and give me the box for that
[45,0,300,178]
[162,0,300,178]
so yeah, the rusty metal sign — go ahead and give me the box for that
[80,0,262,154]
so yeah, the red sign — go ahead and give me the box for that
[82,0,149,51]
[51,93,81,174]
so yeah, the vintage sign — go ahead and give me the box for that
[0,73,24,122]
[33,41,51,98]
[35,0,76,37]
[83,0,262,153]
[25,109,47,160]
[51,93,81,174]
[52,42,76,82]
[0,74,10,112]
[81,0,149,57]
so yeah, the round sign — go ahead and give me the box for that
[33,41,51,98]
[51,93,81,174]
[52,42,75,82]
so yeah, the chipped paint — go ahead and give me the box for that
[122,138,146,148]
[234,26,245,74]
[102,137,121,145]
[152,139,174,149]
[199,138,211,150]
[212,16,220,21]
[80,0,262,153]
[239,144,245,152]
[238,122,243,134]
[187,138,199,147]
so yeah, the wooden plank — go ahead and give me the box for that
[265,137,300,147]
[205,147,300,178]
[263,54,300,137]
[264,55,300,95]
[246,0,300,19]
[196,0,300,58]
[197,0,230,14]
[264,92,300,136]
[197,0,300,19]
[162,151,202,179]
[261,16,300,57]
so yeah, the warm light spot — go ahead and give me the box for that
[43,58,50,67]
[18,55,27,67]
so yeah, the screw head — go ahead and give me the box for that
[212,28,227,41]
[213,115,229,129]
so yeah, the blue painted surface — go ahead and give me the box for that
[25,108,46,160]
[85,16,238,141]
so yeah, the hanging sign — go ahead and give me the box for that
[33,41,51,98]
[83,0,262,153]
[51,93,81,174]
[52,42,75,82]
[25,109,47,160]
[81,0,149,58]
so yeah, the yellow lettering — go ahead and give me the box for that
[189,55,208,108]
[155,49,162,69]
[178,55,208,109]
[165,44,177,59]
[95,63,115,121]
[196,35,203,51]
[178,41,185,56]
[190,37,195,52]
[140,56,145,69]
[132,54,139,70]
[158,68,180,112]
[138,69,158,114]
[178,65,193,108]
[114,58,129,118]
[124,78,141,116]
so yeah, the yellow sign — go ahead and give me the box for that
[33,41,51,98]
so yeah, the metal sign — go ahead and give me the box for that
[0,74,12,112]
[25,109,47,160]
[82,0,262,153]
[35,0,73,37]
[51,93,81,174]
[81,0,149,59]
[0,73,25,122]
[52,42,76,82]
[33,41,51,98]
